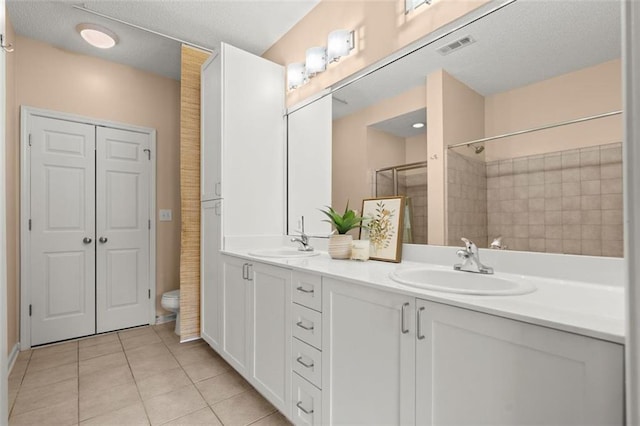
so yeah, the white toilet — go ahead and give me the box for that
[161,290,181,335]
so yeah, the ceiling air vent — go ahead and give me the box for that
[437,35,476,56]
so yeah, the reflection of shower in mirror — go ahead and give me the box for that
[472,144,485,154]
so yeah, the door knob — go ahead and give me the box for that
[82,237,92,244]
[99,237,108,243]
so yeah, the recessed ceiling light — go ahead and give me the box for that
[76,23,118,49]
[412,122,425,129]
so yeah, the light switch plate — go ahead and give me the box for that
[159,209,172,221]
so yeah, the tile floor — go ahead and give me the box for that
[7,322,292,426]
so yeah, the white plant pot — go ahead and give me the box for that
[328,234,353,259]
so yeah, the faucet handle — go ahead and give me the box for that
[461,237,476,252]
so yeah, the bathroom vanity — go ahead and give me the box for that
[200,249,624,425]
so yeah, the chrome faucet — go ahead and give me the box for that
[490,236,507,250]
[454,238,494,274]
[291,217,314,252]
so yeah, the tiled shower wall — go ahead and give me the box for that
[486,143,623,257]
[447,151,488,248]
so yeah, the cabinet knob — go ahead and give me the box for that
[99,236,108,244]
[82,237,92,244]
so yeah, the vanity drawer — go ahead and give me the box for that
[292,373,322,426]
[292,303,322,350]
[292,337,322,389]
[292,272,322,312]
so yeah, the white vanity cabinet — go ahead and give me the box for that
[200,200,222,351]
[322,278,416,425]
[249,262,292,416]
[218,255,293,417]
[415,299,624,426]
[220,255,252,375]
[321,278,624,426]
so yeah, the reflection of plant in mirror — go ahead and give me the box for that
[366,201,395,251]
[319,202,364,234]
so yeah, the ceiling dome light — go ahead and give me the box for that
[76,23,118,49]
[412,122,425,129]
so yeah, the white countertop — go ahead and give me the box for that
[221,248,625,344]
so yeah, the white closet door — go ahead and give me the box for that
[96,127,150,332]
[30,116,96,345]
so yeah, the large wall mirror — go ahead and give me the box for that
[330,0,622,257]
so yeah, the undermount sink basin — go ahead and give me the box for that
[248,248,320,259]
[389,267,536,296]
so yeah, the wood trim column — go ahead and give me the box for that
[179,45,209,341]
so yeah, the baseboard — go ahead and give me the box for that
[155,313,176,324]
[7,343,20,375]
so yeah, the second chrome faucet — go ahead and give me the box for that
[454,237,494,274]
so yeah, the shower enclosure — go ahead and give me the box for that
[375,161,428,244]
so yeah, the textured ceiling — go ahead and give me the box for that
[7,0,320,80]
[332,0,621,120]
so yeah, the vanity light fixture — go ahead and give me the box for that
[287,28,355,91]
[412,122,425,129]
[306,46,327,74]
[327,29,355,63]
[76,23,119,49]
[287,63,307,90]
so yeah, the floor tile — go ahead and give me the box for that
[181,356,231,383]
[79,381,141,421]
[171,344,217,367]
[27,348,78,373]
[249,412,292,426]
[79,340,123,361]
[119,326,157,341]
[79,364,135,395]
[20,363,78,391]
[78,332,119,348]
[136,367,192,401]
[12,377,78,416]
[31,341,78,359]
[9,398,78,426]
[125,342,171,363]
[129,353,181,381]
[162,407,222,426]
[212,390,277,426]
[195,370,251,406]
[79,351,128,376]
[122,332,163,350]
[143,384,207,426]
[80,401,149,425]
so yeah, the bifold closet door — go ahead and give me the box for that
[29,116,97,346]
[95,127,151,333]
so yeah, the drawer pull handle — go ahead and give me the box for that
[296,286,314,294]
[296,321,314,331]
[401,302,410,334]
[417,306,426,340]
[296,356,314,369]
[296,401,314,415]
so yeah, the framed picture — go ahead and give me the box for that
[359,196,405,263]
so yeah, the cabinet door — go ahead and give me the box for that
[322,278,415,425]
[287,95,332,236]
[415,299,624,426]
[200,54,222,201]
[221,255,251,375]
[250,263,292,416]
[222,43,285,237]
[201,200,222,350]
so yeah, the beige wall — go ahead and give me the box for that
[484,59,622,161]
[405,133,427,163]
[263,0,489,106]
[5,13,18,354]
[8,35,181,342]
[333,85,426,211]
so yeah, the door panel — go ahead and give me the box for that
[96,127,150,332]
[30,116,96,345]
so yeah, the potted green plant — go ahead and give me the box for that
[319,202,363,259]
